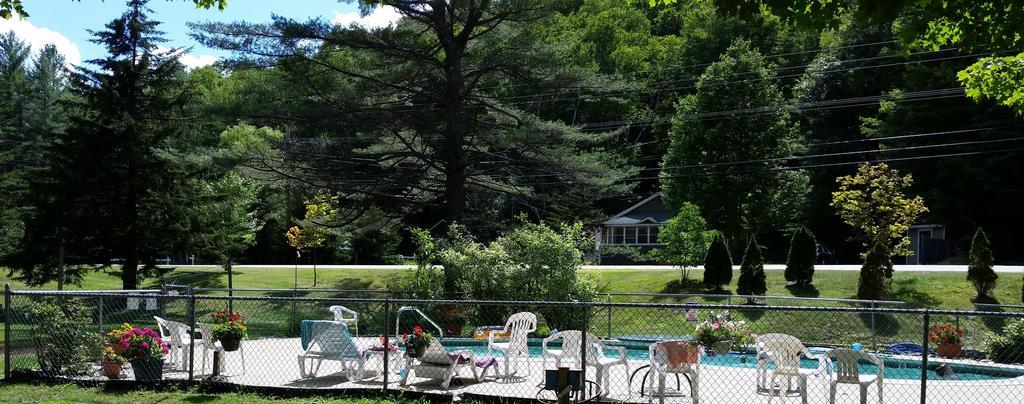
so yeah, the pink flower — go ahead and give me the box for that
[712,323,721,330]
[121,340,130,347]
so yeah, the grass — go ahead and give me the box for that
[0,381,424,403]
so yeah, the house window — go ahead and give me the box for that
[625,227,637,244]
[613,227,624,244]
[649,226,659,244]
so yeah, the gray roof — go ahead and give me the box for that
[603,193,675,225]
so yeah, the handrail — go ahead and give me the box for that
[395,306,444,340]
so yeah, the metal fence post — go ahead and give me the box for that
[383,298,391,393]
[606,294,612,339]
[580,301,588,388]
[5,283,11,379]
[870,301,877,351]
[920,310,929,404]
[188,289,196,381]
[97,295,104,333]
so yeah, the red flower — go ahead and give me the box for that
[413,326,424,336]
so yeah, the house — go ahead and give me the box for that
[906,223,947,264]
[595,193,675,263]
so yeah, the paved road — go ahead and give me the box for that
[166,264,1024,273]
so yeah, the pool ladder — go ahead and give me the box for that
[395,306,445,341]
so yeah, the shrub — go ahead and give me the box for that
[737,236,767,298]
[784,227,816,286]
[857,242,891,300]
[966,228,997,300]
[25,299,105,376]
[703,231,733,291]
[657,202,713,282]
[986,319,1024,364]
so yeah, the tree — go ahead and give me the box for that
[657,202,712,283]
[285,192,337,286]
[6,0,201,289]
[784,227,816,286]
[736,235,767,300]
[967,228,997,300]
[0,31,31,258]
[661,39,808,239]
[0,0,226,18]
[832,163,928,263]
[192,0,636,229]
[702,231,733,292]
[858,242,891,300]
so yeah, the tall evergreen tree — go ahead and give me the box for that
[6,0,197,289]
[967,228,997,300]
[0,32,31,258]
[784,227,816,286]
[703,230,733,292]
[737,235,767,299]
[858,242,891,300]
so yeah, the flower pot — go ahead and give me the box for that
[712,340,733,355]
[130,359,163,381]
[937,343,962,359]
[406,346,423,359]
[101,360,122,379]
[219,336,241,352]
[107,342,126,355]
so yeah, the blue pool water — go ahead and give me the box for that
[439,339,1024,381]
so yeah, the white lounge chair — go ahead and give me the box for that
[487,312,537,378]
[297,320,369,380]
[756,333,827,404]
[824,348,884,404]
[329,305,359,335]
[400,337,496,390]
[648,340,700,404]
[154,316,195,371]
[542,330,628,396]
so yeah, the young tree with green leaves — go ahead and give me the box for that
[967,228,997,301]
[832,163,928,266]
[285,192,338,286]
[662,39,808,239]
[657,202,713,283]
[737,235,767,301]
[784,227,817,286]
[703,231,733,292]
[858,242,891,300]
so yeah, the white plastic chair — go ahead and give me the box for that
[824,348,884,404]
[297,320,369,380]
[487,312,537,378]
[329,305,359,335]
[756,333,826,404]
[401,337,495,390]
[542,330,628,396]
[648,340,700,404]
[154,316,195,371]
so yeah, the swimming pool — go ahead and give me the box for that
[438,338,1024,381]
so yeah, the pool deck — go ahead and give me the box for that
[112,337,1024,403]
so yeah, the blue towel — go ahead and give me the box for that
[301,320,335,350]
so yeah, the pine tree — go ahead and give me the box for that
[703,231,733,292]
[737,235,767,300]
[785,227,817,286]
[858,242,891,300]
[966,228,997,300]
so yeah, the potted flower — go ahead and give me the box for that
[210,310,247,352]
[693,311,753,355]
[930,323,964,358]
[401,326,433,358]
[119,326,169,381]
[100,347,125,379]
[105,323,134,355]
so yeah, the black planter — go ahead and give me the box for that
[406,346,423,358]
[220,336,241,352]
[131,359,163,381]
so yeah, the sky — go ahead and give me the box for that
[0,0,402,68]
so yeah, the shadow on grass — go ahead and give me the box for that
[887,278,941,308]
[153,270,226,289]
[784,283,820,298]
[656,278,705,302]
[857,310,901,337]
[737,303,767,321]
[973,295,1006,332]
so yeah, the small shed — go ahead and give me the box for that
[906,223,947,265]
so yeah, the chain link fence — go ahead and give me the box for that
[5,285,1024,403]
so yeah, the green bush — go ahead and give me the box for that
[966,227,997,300]
[784,227,816,286]
[703,231,733,292]
[737,236,766,298]
[657,202,712,282]
[986,319,1024,364]
[858,243,891,300]
[25,299,105,376]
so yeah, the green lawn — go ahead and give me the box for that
[0,382,423,403]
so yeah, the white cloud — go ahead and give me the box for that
[0,15,81,66]
[155,46,217,70]
[333,6,402,29]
